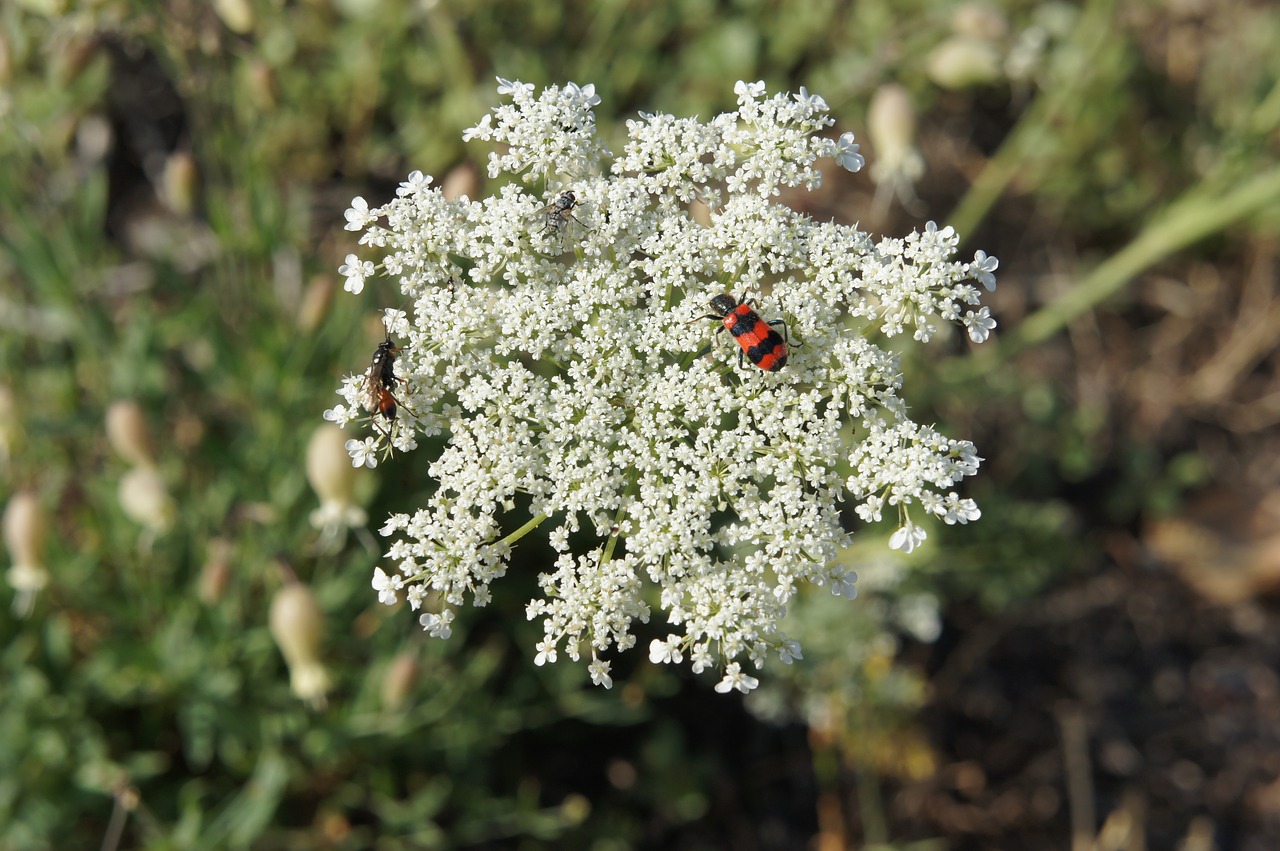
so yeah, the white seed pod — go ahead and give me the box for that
[118,466,175,533]
[106,401,156,468]
[4,492,49,616]
[269,582,332,708]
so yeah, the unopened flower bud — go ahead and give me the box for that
[869,85,924,179]
[927,37,1003,89]
[868,85,925,216]
[118,466,175,533]
[380,650,420,710]
[269,582,332,708]
[106,401,156,467]
[308,424,358,504]
[308,425,367,541]
[4,492,49,616]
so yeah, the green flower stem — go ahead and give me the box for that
[602,476,637,563]
[602,525,622,563]
[501,512,549,547]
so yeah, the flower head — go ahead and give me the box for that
[331,81,995,690]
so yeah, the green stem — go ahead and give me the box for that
[1014,168,1280,351]
[949,166,1280,380]
[501,512,549,547]
[601,472,638,563]
[947,0,1117,240]
[602,528,621,563]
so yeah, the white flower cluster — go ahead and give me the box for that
[327,80,997,693]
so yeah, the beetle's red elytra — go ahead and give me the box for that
[694,293,792,372]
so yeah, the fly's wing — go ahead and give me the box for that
[529,202,562,232]
[361,363,384,414]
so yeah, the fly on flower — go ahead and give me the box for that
[692,293,796,372]
[363,333,406,434]
[533,190,586,236]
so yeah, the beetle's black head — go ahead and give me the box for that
[709,294,738,318]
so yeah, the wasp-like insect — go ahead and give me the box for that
[363,333,405,431]
[534,190,586,235]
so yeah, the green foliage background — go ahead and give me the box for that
[2,0,1278,848]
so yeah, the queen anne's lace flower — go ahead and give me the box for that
[331,80,997,691]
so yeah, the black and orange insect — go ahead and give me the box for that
[692,293,795,372]
[534,190,585,235]
[363,333,404,426]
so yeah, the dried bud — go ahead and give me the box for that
[106,401,156,468]
[269,582,332,708]
[118,467,175,533]
[380,650,420,710]
[927,37,1003,90]
[4,492,49,616]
